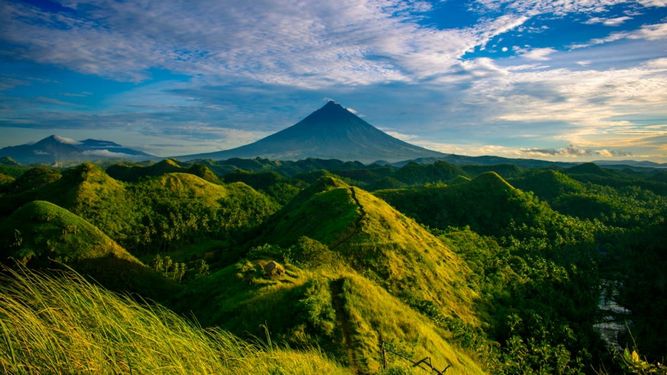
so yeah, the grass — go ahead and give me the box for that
[0,266,349,374]
[1,163,278,253]
[0,200,137,264]
[257,176,478,324]
[181,260,486,374]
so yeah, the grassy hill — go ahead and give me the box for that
[166,176,485,373]
[181,255,484,374]
[0,200,180,300]
[0,200,137,264]
[510,169,585,201]
[255,176,478,323]
[0,163,278,253]
[0,266,348,374]
[376,172,538,236]
[106,159,222,184]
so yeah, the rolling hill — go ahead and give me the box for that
[0,200,137,264]
[0,200,179,299]
[255,176,478,322]
[179,101,445,163]
[0,163,278,253]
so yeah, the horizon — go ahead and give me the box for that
[1,1,667,162]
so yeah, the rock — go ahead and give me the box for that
[263,260,285,277]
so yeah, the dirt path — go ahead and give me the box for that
[330,187,367,251]
[330,278,360,373]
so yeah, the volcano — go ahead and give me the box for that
[179,101,444,163]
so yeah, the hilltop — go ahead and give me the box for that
[0,163,278,253]
[0,200,137,264]
[256,176,477,322]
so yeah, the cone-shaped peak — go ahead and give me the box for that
[313,100,353,117]
[178,101,445,162]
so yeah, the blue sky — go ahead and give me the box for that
[1,0,666,161]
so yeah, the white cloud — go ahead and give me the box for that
[584,16,632,26]
[521,47,557,61]
[637,0,667,6]
[474,0,666,15]
[457,56,667,154]
[0,0,531,87]
[81,149,141,158]
[520,145,631,158]
[572,22,667,48]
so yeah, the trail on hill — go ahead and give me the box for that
[330,187,367,251]
[330,278,360,373]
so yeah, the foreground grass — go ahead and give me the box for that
[0,266,348,374]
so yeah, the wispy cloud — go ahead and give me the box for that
[0,0,666,161]
[0,0,529,87]
[585,16,633,26]
[572,22,667,48]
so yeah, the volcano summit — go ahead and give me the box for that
[180,101,444,163]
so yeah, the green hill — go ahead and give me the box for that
[0,173,14,187]
[106,159,222,184]
[0,163,278,253]
[376,172,535,236]
[182,261,484,374]
[5,166,62,193]
[0,200,137,264]
[0,266,348,374]
[567,162,609,176]
[0,200,182,301]
[510,169,585,201]
[394,161,465,185]
[256,176,477,323]
[223,170,302,204]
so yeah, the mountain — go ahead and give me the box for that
[179,101,445,163]
[0,135,153,165]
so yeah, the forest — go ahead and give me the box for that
[0,156,665,374]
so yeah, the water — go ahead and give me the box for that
[594,279,630,352]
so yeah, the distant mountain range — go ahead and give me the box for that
[0,135,153,165]
[179,101,445,163]
[1,104,665,168]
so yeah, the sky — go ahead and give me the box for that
[1,0,666,162]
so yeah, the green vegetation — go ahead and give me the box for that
[0,163,278,253]
[1,158,665,374]
[0,266,348,374]
[257,176,477,323]
[0,200,137,264]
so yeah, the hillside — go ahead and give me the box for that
[0,200,137,264]
[510,169,585,201]
[0,200,180,299]
[255,176,477,323]
[0,267,348,374]
[376,172,536,236]
[182,261,484,374]
[179,101,444,163]
[0,164,278,253]
[107,159,222,184]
